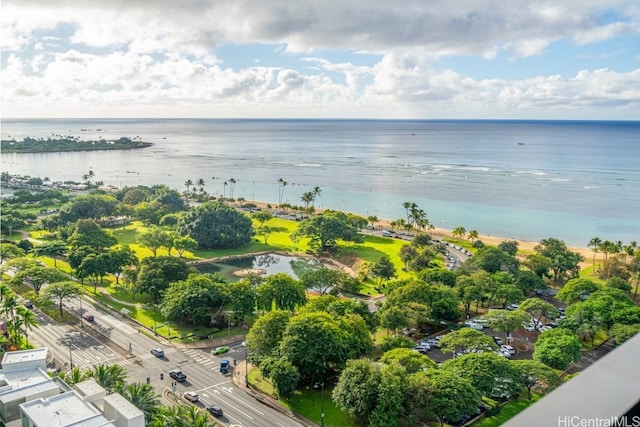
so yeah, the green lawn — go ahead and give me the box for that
[470,395,542,427]
[248,369,359,427]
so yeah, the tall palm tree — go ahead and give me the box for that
[196,178,205,194]
[16,306,38,347]
[301,191,314,209]
[311,186,322,206]
[277,178,288,205]
[184,179,193,195]
[223,181,228,198]
[453,226,467,242]
[468,229,479,243]
[120,382,161,423]
[588,237,602,271]
[229,178,237,198]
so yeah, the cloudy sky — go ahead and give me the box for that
[2,0,639,119]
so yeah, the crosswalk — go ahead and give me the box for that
[182,348,228,370]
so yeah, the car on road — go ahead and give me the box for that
[83,313,95,322]
[212,346,230,355]
[207,406,223,417]
[169,369,186,382]
[382,230,393,237]
[150,348,164,358]
[182,391,199,402]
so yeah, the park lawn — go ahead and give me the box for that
[470,394,542,427]
[580,330,609,350]
[248,369,358,427]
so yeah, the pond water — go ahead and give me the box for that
[195,253,322,282]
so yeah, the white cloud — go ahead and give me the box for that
[2,0,639,118]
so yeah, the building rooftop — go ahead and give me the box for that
[1,348,48,368]
[103,393,142,419]
[0,366,58,403]
[503,332,640,426]
[20,391,115,427]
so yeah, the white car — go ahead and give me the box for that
[465,321,484,330]
[500,344,515,355]
[183,391,199,402]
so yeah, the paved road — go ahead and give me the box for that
[29,300,304,427]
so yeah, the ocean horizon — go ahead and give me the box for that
[2,118,639,247]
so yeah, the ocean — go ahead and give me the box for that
[1,118,639,247]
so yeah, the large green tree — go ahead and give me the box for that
[511,359,562,400]
[245,310,291,360]
[379,348,436,374]
[439,328,498,354]
[256,273,307,312]
[67,219,117,249]
[442,352,522,398]
[58,194,120,224]
[412,369,481,427]
[534,238,585,284]
[42,281,82,317]
[533,328,581,370]
[332,359,382,423]
[160,274,226,325]
[176,201,253,248]
[133,256,192,303]
[279,311,348,382]
[290,210,361,251]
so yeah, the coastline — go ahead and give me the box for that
[240,199,593,265]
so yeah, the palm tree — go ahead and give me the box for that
[229,178,237,198]
[301,191,314,209]
[87,364,127,393]
[452,226,466,242]
[120,382,161,422]
[402,201,414,225]
[196,178,205,195]
[311,186,322,206]
[277,178,288,205]
[184,179,193,195]
[59,366,87,386]
[588,237,602,272]
[16,306,38,347]
[223,181,228,198]
[468,229,479,243]
[367,215,378,229]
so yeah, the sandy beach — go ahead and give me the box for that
[243,200,593,266]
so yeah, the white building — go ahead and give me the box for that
[0,348,144,427]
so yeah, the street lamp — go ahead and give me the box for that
[245,346,249,387]
[315,382,325,427]
[69,342,73,368]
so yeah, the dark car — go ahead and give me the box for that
[207,406,223,417]
[169,369,186,382]
[83,313,95,322]
[24,300,34,309]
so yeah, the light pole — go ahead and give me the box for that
[245,346,249,387]
[227,312,231,336]
[69,342,73,368]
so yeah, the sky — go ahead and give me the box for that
[2,0,640,119]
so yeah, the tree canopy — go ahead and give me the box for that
[176,201,253,248]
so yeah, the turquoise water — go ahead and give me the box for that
[2,119,639,246]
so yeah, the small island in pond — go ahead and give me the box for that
[1,136,153,153]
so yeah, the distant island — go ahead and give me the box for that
[1,136,153,153]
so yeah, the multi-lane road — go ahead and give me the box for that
[29,297,305,427]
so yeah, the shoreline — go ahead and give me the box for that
[239,199,593,264]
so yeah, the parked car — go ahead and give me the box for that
[183,391,199,402]
[82,313,94,322]
[150,348,164,358]
[412,345,431,354]
[382,230,393,237]
[169,369,186,382]
[207,406,223,417]
[500,344,516,355]
[24,300,34,309]
[493,336,504,346]
[212,346,230,355]
[465,321,484,331]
